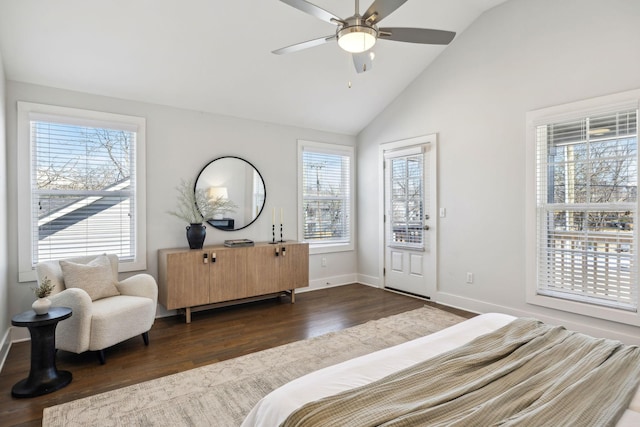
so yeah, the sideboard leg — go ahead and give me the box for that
[290,289,295,304]
[185,307,191,324]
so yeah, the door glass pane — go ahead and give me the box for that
[390,155,424,247]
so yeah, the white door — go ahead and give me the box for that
[383,140,437,298]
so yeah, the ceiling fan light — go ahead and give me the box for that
[337,26,377,53]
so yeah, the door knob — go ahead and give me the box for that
[423,225,430,230]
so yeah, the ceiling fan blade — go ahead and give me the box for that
[352,52,373,74]
[363,0,409,24]
[280,0,343,24]
[378,27,456,45]
[272,35,337,55]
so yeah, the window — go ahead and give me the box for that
[527,90,639,325]
[298,140,354,253]
[18,102,146,281]
[386,147,426,250]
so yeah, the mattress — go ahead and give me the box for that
[242,313,640,427]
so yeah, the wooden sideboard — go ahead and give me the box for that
[158,242,309,322]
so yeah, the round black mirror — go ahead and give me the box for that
[194,156,266,231]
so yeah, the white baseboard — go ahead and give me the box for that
[435,292,640,345]
[11,326,30,342]
[299,274,359,292]
[358,281,381,290]
[356,274,381,288]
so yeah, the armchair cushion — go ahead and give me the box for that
[60,254,120,301]
[89,295,156,351]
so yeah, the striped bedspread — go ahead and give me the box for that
[281,318,640,427]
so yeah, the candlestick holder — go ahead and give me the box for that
[270,224,277,244]
[279,223,285,242]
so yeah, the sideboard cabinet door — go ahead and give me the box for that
[279,243,309,290]
[158,249,209,310]
[209,247,249,303]
[244,245,279,296]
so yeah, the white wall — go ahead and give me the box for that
[358,0,640,343]
[0,43,10,366]
[5,82,357,321]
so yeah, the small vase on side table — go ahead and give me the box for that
[32,297,52,315]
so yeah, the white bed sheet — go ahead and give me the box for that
[242,313,640,427]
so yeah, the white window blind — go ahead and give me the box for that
[30,116,137,264]
[535,105,638,312]
[300,143,353,247]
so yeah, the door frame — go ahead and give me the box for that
[378,134,438,294]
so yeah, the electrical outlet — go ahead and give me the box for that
[466,272,473,284]
[439,208,446,218]
[321,257,327,267]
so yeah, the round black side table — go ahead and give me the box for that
[11,306,73,398]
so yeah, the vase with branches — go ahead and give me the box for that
[168,179,238,249]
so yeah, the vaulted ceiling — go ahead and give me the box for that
[0,0,507,135]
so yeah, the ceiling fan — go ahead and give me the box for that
[273,0,456,73]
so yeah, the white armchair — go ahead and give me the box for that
[35,254,157,364]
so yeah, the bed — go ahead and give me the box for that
[242,313,640,426]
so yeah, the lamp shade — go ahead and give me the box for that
[208,187,228,200]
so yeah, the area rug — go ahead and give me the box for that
[43,306,466,427]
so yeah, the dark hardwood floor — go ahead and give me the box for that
[0,284,473,427]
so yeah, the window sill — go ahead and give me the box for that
[526,292,640,327]
[309,242,354,255]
